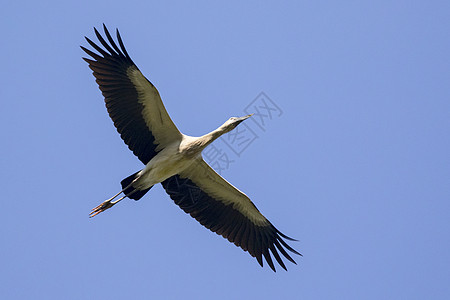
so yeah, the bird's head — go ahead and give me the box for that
[221,114,253,133]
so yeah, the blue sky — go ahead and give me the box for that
[1,1,449,299]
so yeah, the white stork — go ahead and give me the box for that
[81,25,300,271]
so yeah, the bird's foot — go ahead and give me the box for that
[89,200,116,218]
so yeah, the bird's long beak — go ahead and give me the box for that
[236,114,254,123]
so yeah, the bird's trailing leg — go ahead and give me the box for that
[89,191,126,218]
[89,185,144,217]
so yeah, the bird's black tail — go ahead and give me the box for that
[121,171,152,201]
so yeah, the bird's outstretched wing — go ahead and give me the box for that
[161,160,301,271]
[81,24,182,164]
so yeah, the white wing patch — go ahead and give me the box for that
[179,159,270,226]
[127,67,182,150]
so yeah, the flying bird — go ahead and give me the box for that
[81,25,300,271]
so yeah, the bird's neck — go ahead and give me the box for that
[198,126,227,150]
[182,125,228,158]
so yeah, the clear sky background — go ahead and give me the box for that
[1,1,449,299]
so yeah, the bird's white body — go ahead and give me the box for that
[135,137,201,189]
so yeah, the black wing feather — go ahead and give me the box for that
[81,25,158,164]
[161,175,301,272]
